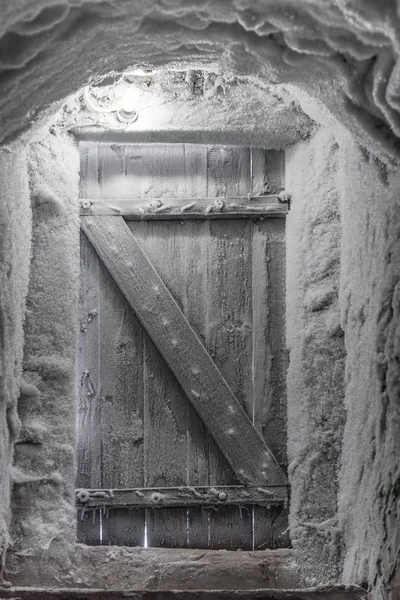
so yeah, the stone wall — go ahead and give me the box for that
[285,128,346,584]
[10,131,80,575]
[0,145,31,582]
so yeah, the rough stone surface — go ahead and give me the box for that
[336,135,400,600]
[285,129,346,585]
[0,584,368,600]
[0,145,32,582]
[1,1,400,160]
[8,546,300,590]
[10,131,80,557]
[57,73,314,149]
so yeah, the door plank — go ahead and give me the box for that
[79,142,99,199]
[265,150,285,194]
[132,221,190,547]
[253,219,289,547]
[206,146,251,197]
[131,144,187,199]
[209,504,253,551]
[77,232,102,489]
[81,216,288,488]
[182,221,210,548]
[103,507,145,547]
[98,143,127,199]
[97,260,145,489]
[183,144,208,198]
[207,219,253,549]
[77,508,101,545]
[254,505,290,550]
[254,220,287,468]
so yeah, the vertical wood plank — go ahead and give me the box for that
[183,220,210,548]
[97,260,145,489]
[254,219,287,467]
[76,231,102,490]
[254,505,290,550]
[98,143,126,199]
[77,508,101,545]
[252,223,271,439]
[145,508,188,548]
[206,219,253,549]
[251,147,268,196]
[130,221,189,547]
[253,218,289,549]
[103,508,145,547]
[209,504,253,550]
[124,144,144,198]
[206,146,251,197]
[183,144,208,198]
[264,150,285,194]
[79,142,99,199]
[131,144,187,199]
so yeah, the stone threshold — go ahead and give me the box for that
[0,585,367,600]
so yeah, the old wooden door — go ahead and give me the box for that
[76,143,289,550]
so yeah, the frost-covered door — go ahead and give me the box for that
[76,143,289,550]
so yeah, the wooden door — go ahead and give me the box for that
[76,143,289,550]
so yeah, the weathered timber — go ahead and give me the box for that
[252,220,289,547]
[79,142,285,202]
[206,219,253,549]
[75,486,288,509]
[0,585,368,600]
[137,221,191,547]
[79,196,288,219]
[77,232,102,490]
[80,216,288,487]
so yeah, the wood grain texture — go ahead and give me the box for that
[79,142,99,199]
[77,486,288,509]
[77,232,102,490]
[103,508,145,547]
[81,216,288,488]
[206,219,252,548]
[264,151,285,194]
[80,142,285,202]
[134,221,190,547]
[254,505,290,550]
[78,142,289,549]
[0,585,367,600]
[79,197,288,219]
[76,508,101,545]
[97,260,145,489]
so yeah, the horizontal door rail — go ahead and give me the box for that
[79,195,288,219]
[76,485,289,509]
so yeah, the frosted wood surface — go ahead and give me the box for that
[133,220,189,546]
[97,260,145,489]
[77,509,101,545]
[77,232,102,489]
[81,216,288,488]
[103,508,145,547]
[78,142,288,549]
[254,505,290,550]
[209,504,253,551]
[206,219,253,548]
[265,150,285,194]
[255,220,287,466]
[206,146,251,197]
[79,142,99,199]
[253,220,288,548]
[79,143,285,200]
